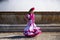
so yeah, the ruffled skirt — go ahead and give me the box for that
[24,21,42,37]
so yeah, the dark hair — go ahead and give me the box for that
[29,7,35,13]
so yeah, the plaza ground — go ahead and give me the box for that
[0,32,60,40]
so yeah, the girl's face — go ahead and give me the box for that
[30,10,34,14]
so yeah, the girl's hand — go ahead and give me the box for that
[24,15,29,22]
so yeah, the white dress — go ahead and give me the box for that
[24,14,41,37]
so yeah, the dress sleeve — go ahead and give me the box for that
[26,14,30,19]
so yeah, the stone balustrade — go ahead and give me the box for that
[0,12,60,24]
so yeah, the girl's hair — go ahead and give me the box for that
[29,7,35,13]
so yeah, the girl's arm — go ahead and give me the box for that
[24,15,29,22]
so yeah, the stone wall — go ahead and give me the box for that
[0,12,60,24]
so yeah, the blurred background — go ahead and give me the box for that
[0,0,60,40]
[0,0,60,24]
[0,0,60,11]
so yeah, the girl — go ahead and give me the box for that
[24,7,41,37]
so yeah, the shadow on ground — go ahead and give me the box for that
[0,36,33,39]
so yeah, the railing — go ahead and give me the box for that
[0,12,60,24]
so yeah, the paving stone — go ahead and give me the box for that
[0,32,60,40]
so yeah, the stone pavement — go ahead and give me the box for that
[0,32,60,40]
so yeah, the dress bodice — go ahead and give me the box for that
[27,13,35,21]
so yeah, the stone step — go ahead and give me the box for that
[0,24,60,32]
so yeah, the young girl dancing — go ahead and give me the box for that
[24,7,42,37]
